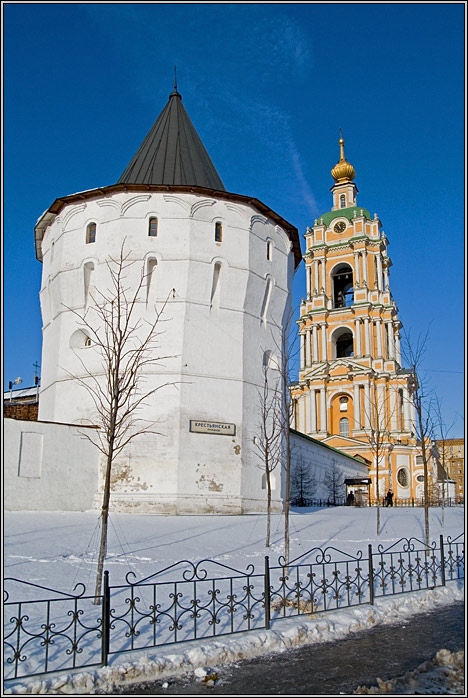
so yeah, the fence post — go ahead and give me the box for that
[101,570,110,666]
[264,556,271,630]
[368,544,374,605]
[439,535,446,587]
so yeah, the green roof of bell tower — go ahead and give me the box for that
[317,206,372,228]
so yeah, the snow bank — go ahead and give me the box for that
[353,648,465,694]
[4,583,464,695]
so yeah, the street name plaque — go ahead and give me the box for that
[189,420,236,436]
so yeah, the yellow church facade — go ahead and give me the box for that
[291,136,430,502]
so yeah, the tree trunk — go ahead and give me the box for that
[94,402,117,603]
[376,456,381,536]
[266,469,271,548]
[94,448,113,602]
[284,422,291,568]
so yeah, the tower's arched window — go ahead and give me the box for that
[215,222,222,243]
[86,223,96,244]
[339,417,349,437]
[148,217,158,237]
[267,240,273,261]
[332,328,354,359]
[340,194,346,208]
[331,263,354,308]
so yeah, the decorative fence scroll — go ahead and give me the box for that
[4,533,464,682]
[3,579,103,681]
[268,546,369,619]
[107,558,266,656]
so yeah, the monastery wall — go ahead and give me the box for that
[4,418,100,511]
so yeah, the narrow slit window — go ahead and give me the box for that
[146,258,158,307]
[267,240,273,261]
[260,277,273,324]
[86,223,96,244]
[210,262,222,308]
[340,194,346,208]
[148,217,158,237]
[215,222,222,243]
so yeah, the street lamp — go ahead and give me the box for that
[8,377,22,401]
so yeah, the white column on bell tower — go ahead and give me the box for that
[388,321,395,359]
[376,318,383,357]
[321,323,327,361]
[364,318,370,355]
[354,251,361,286]
[362,249,368,285]
[314,260,319,292]
[305,328,311,367]
[313,326,319,363]
[355,318,362,357]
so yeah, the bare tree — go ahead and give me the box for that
[402,329,435,549]
[290,455,316,506]
[323,458,345,505]
[65,244,173,600]
[432,398,457,527]
[254,357,282,547]
[273,314,299,568]
[363,382,398,535]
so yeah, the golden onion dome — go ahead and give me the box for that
[331,133,356,183]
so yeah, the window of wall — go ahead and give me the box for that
[397,468,409,487]
[331,264,354,308]
[339,417,349,437]
[86,223,96,244]
[340,194,346,208]
[146,258,158,307]
[260,276,273,324]
[215,222,222,243]
[148,217,158,237]
[210,261,222,308]
[267,240,273,261]
[334,330,354,358]
[339,396,348,412]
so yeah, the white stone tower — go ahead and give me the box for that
[35,83,301,514]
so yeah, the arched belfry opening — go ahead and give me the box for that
[331,263,354,308]
[332,327,354,359]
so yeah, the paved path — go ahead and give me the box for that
[116,602,464,695]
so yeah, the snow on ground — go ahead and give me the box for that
[353,649,465,694]
[3,506,465,694]
[4,506,464,592]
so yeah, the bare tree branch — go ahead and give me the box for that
[62,243,176,600]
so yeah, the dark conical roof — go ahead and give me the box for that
[118,87,225,190]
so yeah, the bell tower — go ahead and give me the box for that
[291,135,427,502]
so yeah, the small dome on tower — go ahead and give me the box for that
[331,133,356,183]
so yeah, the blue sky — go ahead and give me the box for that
[3,2,465,436]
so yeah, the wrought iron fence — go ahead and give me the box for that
[268,545,369,620]
[292,497,464,508]
[3,579,103,681]
[106,559,266,657]
[4,533,464,682]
